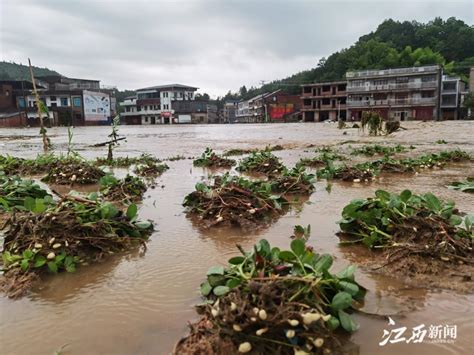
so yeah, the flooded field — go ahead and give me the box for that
[0,121,473,355]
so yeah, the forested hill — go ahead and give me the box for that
[230,17,474,101]
[0,61,60,81]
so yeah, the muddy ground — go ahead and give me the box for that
[0,121,473,355]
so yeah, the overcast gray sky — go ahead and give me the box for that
[1,0,472,97]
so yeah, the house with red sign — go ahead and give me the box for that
[247,90,301,122]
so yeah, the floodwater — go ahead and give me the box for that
[0,121,473,355]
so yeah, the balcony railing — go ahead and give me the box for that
[347,97,436,107]
[347,81,437,92]
[346,65,439,79]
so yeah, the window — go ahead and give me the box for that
[422,75,436,82]
[50,96,57,101]
[18,98,26,108]
[60,97,68,106]
[51,102,57,108]
[73,97,81,107]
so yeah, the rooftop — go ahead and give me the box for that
[136,84,198,92]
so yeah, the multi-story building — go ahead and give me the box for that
[440,75,466,120]
[346,65,442,121]
[236,99,250,122]
[11,75,112,126]
[121,84,197,124]
[223,100,239,123]
[301,81,346,122]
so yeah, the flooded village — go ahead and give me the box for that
[1,2,474,355]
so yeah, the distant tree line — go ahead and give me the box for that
[226,17,474,101]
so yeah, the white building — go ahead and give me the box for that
[121,84,198,124]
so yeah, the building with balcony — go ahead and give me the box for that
[1,76,112,126]
[440,75,467,120]
[346,65,442,121]
[235,99,250,122]
[121,84,198,124]
[223,100,239,123]
[301,81,346,122]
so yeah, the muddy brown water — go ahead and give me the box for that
[0,121,473,355]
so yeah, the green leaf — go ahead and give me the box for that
[135,221,152,230]
[256,239,271,256]
[33,256,47,268]
[47,261,58,273]
[200,281,212,296]
[22,249,33,260]
[400,190,412,202]
[226,278,241,288]
[331,291,353,310]
[338,310,358,332]
[423,193,441,212]
[449,214,462,226]
[278,250,295,261]
[24,196,35,211]
[126,204,138,220]
[228,256,245,265]
[313,254,333,273]
[326,316,340,330]
[213,285,230,296]
[20,259,29,271]
[290,239,305,256]
[207,266,225,275]
[207,274,226,287]
[339,281,360,296]
[336,265,356,280]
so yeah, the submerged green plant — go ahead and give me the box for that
[0,172,53,211]
[193,148,236,168]
[200,236,365,333]
[338,189,472,248]
[350,144,411,157]
[448,177,474,193]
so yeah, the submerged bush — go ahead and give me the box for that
[176,230,365,354]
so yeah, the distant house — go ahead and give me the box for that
[8,75,114,126]
[223,100,239,123]
[120,84,198,124]
[301,81,347,122]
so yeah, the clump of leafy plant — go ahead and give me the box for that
[0,195,153,298]
[42,159,105,185]
[270,167,316,195]
[350,144,411,157]
[223,148,254,156]
[193,148,236,168]
[183,173,288,230]
[317,159,377,182]
[436,139,448,144]
[448,177,474,193]
[95,153,159,168]
[237,151,285,176]
[176,230,365,354]
[0,172,53,211]
[134,161,169,177]
[99,174,147,203]
[338,189,472,258]
[166,154,189,161]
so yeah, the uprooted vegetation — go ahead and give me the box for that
[134,161,169,177]
[223,148,254,157]
[315,149,472,182]
[175,232,365,354]
[99,174,147,203]
[183,174,288,230]
[0,194,153,298]
[350,144,414,157]
[298,150,348,168]
[42,159,105,185]
[270,167,316,195]
[337,189,474,292]
[193,148,236,168]
[448,177,474,193]
[0,153,67,176]
[0,172,53,211]
[237,151,285,176]
[95,153,159,168]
